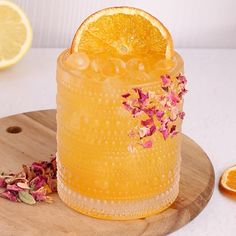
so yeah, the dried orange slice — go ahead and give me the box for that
[220,165,236,195]
[71,7,174,59]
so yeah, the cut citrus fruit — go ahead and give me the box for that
[220,165,236,195]
[71,7,173,59]
[0,1,32,69]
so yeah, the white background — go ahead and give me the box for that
[12,0,236,49]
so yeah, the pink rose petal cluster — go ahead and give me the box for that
[122,73,187,151]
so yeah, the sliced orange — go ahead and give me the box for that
[220,165,236,196]
[71,7,174,59]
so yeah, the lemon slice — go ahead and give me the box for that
[71,7,174,59]
[0,1,32,69]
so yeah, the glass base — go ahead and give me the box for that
[57,174,179,220]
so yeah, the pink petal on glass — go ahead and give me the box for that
[171,131,179,137]
[160,129,169,140]
[122,101,132,111]
[142,140,153,148]
[132,107,142,117]
[170,125,176,134]
[141,118,153,127]
[179,112,185,119]
[169,92,179,106]
[143,107,156,117]
[156,110,164,120]
[161,74,171,87]
[148,125,157,136]
[170,107,179,121]
[0,190,18,202]
[121,93,131,98]
[176,74,187,84]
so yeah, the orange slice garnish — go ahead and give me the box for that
[220,165,236,196]
[71,7,174,59]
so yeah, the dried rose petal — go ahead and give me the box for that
[179,111,185,120]
[170,125,176,134]
[122,101,132,111]
[31,187,47,202]
[160,128,169,140]
[30,176,46,191]
[132,107,142,117]
[170,107,179,121]
[143,107,156,117]
[142,140,153,148]
[156,110,164,120]
[148,125,157,136]
[122,73,187,149]
[169,91,179,106]
[7,184,23,192]
[0,190,18,202]
[31,162,45,176]
[0,178,6,188]
[141,118,153,127]
[121,93,131,98]
[161,74,171,88]
[176,74,187,84]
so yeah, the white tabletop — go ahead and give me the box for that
[0,48,236,235]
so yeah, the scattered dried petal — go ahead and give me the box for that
[0,190,18,202]
[30,176,46,191]
[0,178,6,188]
[7,184,23,192]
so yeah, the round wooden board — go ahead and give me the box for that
[0,109,215,236]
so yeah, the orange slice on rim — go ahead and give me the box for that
[220,165,236,196]
[71,7,174,59]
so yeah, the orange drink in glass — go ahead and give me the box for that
[56,7,187,220]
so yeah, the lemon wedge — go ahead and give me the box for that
[0,1,32,69]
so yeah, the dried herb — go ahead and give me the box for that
[0,155,57,204]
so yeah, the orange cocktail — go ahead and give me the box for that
[56,7,187,220]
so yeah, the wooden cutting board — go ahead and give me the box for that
[0,109,214,236]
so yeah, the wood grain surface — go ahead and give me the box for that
[0,109,215,236]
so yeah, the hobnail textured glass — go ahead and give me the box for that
[56,50,184,220]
